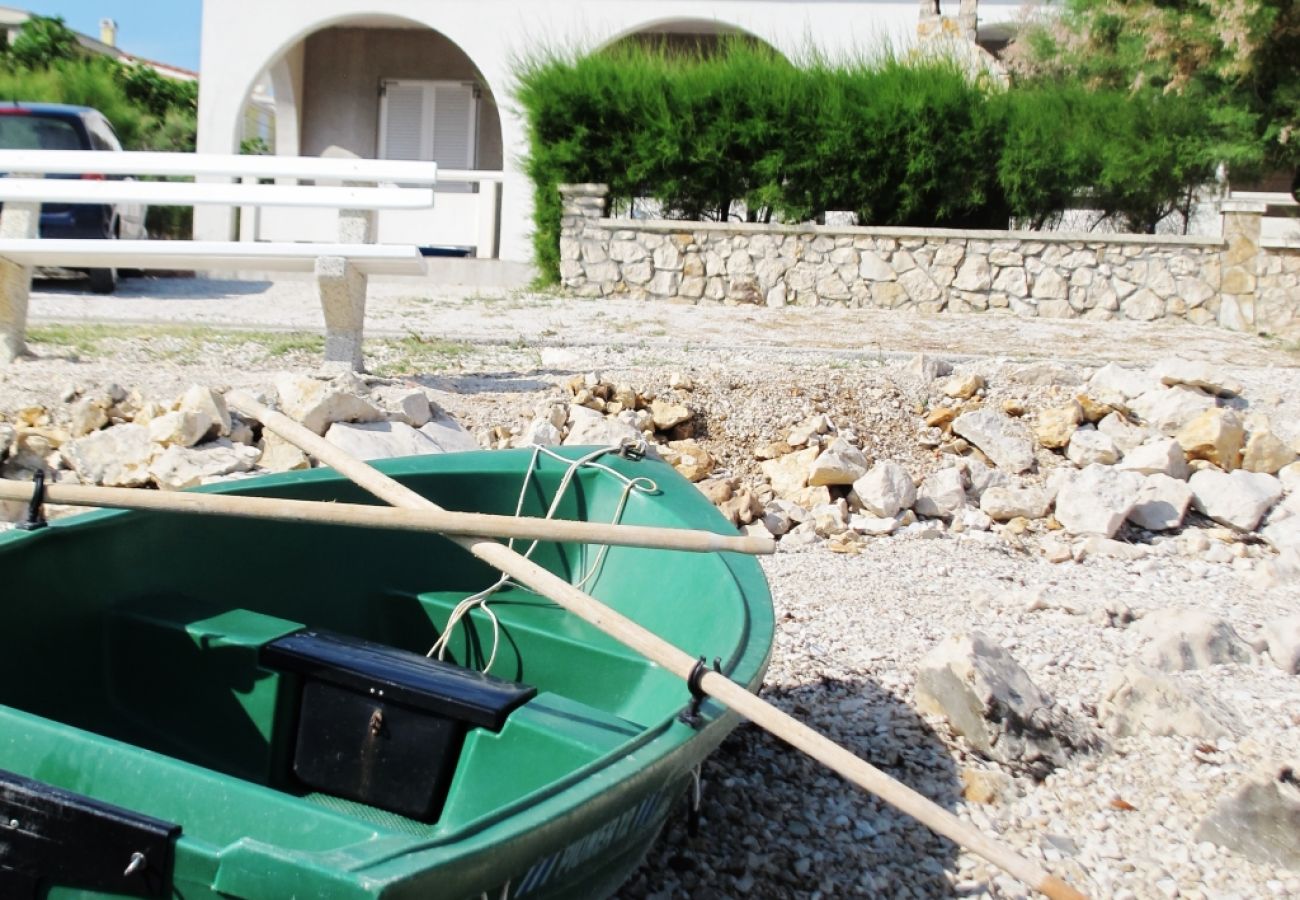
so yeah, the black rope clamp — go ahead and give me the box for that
[617,438,646,461]
[17,470,48,531]
[678,656,721,728]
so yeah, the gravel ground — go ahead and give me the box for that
[5,277,1300,899]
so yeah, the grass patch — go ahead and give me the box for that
[370,334,474,376]
[26,324,327,362]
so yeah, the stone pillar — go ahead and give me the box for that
[1219,200,1266,332]
[558,183,609,292]
[0,195,39,365]
[316,256,366,372]
[957,0,979,42]
[311,190,378,372]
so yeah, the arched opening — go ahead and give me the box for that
[600,18,786,60]
[234,14,504,256]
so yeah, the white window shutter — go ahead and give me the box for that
[431,84,476,170]
[379,81,427,161]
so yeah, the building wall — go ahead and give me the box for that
[299,27,502,168]
[196,0,1024,260]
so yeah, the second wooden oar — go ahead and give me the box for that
[0,479,773,556]
[227,390,1088,900]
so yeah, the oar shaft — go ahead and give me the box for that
[0,480,770,555]
[227,391,1088,900]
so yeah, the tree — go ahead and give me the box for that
[7,15,80,69]
[1007,0,1300,192]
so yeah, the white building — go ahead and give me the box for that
[196,0,1021,266]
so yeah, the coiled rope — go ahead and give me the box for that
[427,443,658,673]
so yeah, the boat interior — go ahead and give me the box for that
[0,454,766,845]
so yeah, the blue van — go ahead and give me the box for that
[0,102,148,292]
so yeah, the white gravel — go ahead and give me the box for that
[5,276,1300,899]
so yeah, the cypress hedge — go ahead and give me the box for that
[516,43,1222,283]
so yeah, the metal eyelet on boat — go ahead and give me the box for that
[617,438,646,461]
[678,657,721,728]
[17,470,48,532]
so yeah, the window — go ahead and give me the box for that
[378,79,478,192]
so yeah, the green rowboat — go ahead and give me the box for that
[0,447,774,898]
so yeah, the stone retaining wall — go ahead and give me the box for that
[559,185,1297,336]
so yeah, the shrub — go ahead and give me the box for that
[516,43,1223,281]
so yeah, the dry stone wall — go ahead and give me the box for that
[559,185,1298,337]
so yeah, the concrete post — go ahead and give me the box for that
[558,183,609,291]
[1219,200,1266,332]
[0,193,39,365]
[314,188,378,372]
[316,256,367,372]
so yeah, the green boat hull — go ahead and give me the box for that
[0,448,774,898]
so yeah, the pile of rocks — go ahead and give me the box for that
[638,354,1300,568]
[0,372,477,521]
[482,370,720,482]
[914,607,1300,875]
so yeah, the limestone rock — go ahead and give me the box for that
[942,372,984,400]
[149,439,260,490]
[325,421,449,460]
[1242,430,1297,475]
[68,395,110,437]
[1117,438,1189,479]
[1153,357,1243,397]
[65,424,155,487]
[761,446,820,501]
[1261,615,1300,674]
[719,488,763,527]
[811,501,850,537]
[1177,408,1245,471]
[178,385,232,440]
[418,413,479,453]
[1074,393,1112,424]
[0,423,13,461]
[1066,428,1120,466]
[1097,412,1154,453]
[1189,469,1282,531]
[1128,474,1193,531]
[851,461,916,518]
[274,373,383,435]
[373,386,433,427]
[147,411,209,448]
[1280,461,1300,493]
[649,399,692,431]
[522,418,562,447]
[1129,386,1216,436]
[915,633,1097,775]
[561,414,642,450]
[915,467,967,519]
[1054,464,1143,537]
[960,457,1007,501]
[807,437,869,487]
[257,431,311,472]
[1098,665,1234,739]
[1261,501,1300,553]
[850,513,899,536]
[952,408,1035,474]
[1086,363,1160,407]
[1034,401,1082,450]
[1137,609,1259,671]
[661,439,715,482]
[980,485,1052,521]
[1196,765,1300,870]
[905,353,952,381]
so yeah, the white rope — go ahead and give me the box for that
[427,443,657,673]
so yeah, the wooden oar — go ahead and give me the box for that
[226,391,1088,900]
[0,480,772,556]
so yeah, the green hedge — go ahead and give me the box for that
[516,43,1222,282]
